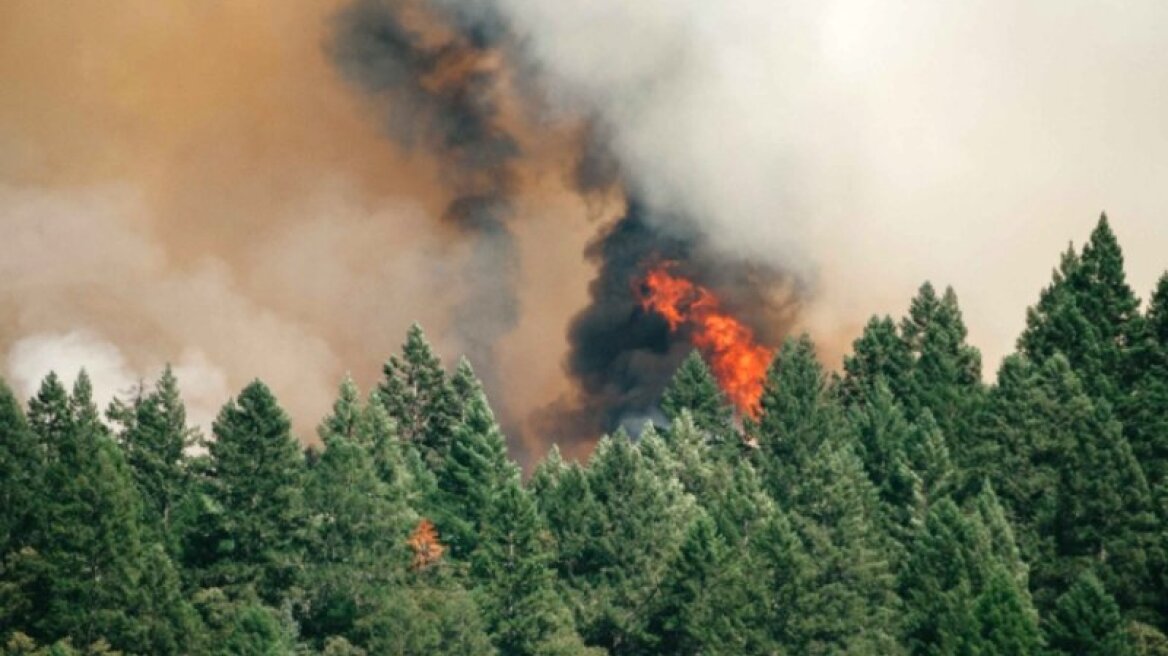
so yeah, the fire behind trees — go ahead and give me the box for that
[2,215,1166,654]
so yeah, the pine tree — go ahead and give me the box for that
[434,387,519,559]
[660,351,734,446]
[300,378,415,649]
[899,498,982,655]
[1019,215,1143,407]
[18,371,196,653]
[472,480,593,656]
[1041,356,1156,614]
[107,366,197,547]
[901,283,983,441]
[530,447,607,589]
[644,513,753,656]
[0,378,39,558]
[787,438,903,655]
[1125,272,1168,488]
[756,334,841,504]
[1045,570,1136,656]
[980,353,1156,614]
[198,380,306,605]
[575,433,697,653]
[899,492,1041,656]
[841,315,915,408]
[847,381,920,542]
[973,567,1043,655]
[378,324,462,470]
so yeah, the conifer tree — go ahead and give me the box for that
[198,380,306,605]
[787,438,903,654]
[379,324,462,470]
[973,567,1044,655]
[1019,215,1143,408]
[841,315,915,407]
[756,335,841,503]
[472,480,593,656]
[0,378,39,558]
[435,386,519,559]
[981,354,1155,613]
[899,492,1041,655]
[18,372,196,653]
[107,366,197,547]
[660,351,735,446]
[300,378,415,649]
[901,283,984,441]
[1125,272,1168,488]
[899,498,984,655]
[644,513,753,656]
[530,447,607,588]
[576,433,697,653]
[1045,570,1136,656]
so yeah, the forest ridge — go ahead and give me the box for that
[2,215,1168,655]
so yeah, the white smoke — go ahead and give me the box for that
[469,0,1168,368]
[5,330,229,432]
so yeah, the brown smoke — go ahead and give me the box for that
[5,0,1168,463]
[0,0,598,446]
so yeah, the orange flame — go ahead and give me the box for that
[638,263,774,417]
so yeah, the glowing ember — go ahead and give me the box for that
[637,263,774,417]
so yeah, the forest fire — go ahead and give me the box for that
[637,263,774,417]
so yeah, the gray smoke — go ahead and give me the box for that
[331,0,521,413]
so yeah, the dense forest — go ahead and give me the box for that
[2,215,1167,655]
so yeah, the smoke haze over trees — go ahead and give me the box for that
[3,0,1168,463]
[2,216,1168,654]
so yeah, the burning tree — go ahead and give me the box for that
[408,518,445,570]
[638,262,774,417]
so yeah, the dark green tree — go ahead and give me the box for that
[574,433,697,653]
[1045,570,1135,656]
[787,438,903,655]
[0,378,39,558]
[434,387,519,559]
[1125,272,1168,489]
[300,377,415,649]
[472,480,593,656]
[18,372,197,653]
[901,283,984,441]
[107,366,198,547]
[899,498,984,655]
[1019,215,1143,407]
[840,315,915,407]
[660,351,735,446]
[197,380,306,605]
[756,334,841,504]
[973,567,1043,656]
[378,324,462,470]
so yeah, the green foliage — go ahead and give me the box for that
[786,438,904,654]
[841,315,915,408]
[434,385,520,559]
[3,216,1168,653]
[378,323,463,470]
[1045,570,1136,655]
[757,334,841,504]
[196,380,306,605]
[660,351,735,450]
[107,366,197,550]
[902,283,984,441]
[899,497,1041,655]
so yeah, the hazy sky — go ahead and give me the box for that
[2,0,1166,454]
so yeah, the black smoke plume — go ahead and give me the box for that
[330,0,519,408]
[332,1,802,453]
[540,199,800,444]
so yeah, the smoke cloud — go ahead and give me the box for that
[330,0,523,417]
[3,1,1168,460]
